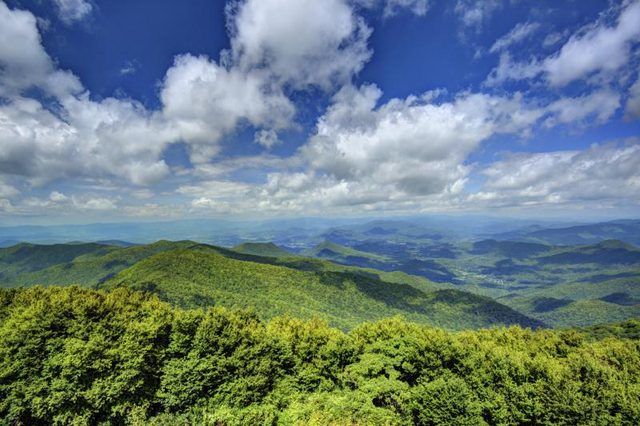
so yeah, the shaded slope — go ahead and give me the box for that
[232,242,293,258]
[0,242,114,285]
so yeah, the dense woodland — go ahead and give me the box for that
[1,286,639,425]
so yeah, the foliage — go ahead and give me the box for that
[0,286,639,425]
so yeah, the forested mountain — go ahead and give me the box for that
[0,241,541,330]
[3,235,640,329]
[103,248,542,330]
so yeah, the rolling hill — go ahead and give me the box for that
[103,248,542,330]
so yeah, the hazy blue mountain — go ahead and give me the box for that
[492,219,640,246]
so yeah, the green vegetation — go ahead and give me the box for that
[0,286,638,425]
[0,240,195,288]
[103,248,540,330]
[304,234,640,328]
[0,242,114,285]
[0,240,541,330]
[576,318,640,341]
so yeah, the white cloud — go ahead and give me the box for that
[487,1,640,87]
[544,89,621,127]
[544,1,640,87]
[0,2,82,97]
[228,0,371,90]
[490,22,540,54]
[254,85,544,212]
[0,94,176,186]
[160,54,294,161]
[542,31,566,48]
[157,0,374,163]
[52,0,93,24]
[477,142,640,207]
[74,196,117,210]
[0,3,176,187]
[355,0,429,17]
[0,0,637,219]
[485,53,541,86]
[1,0,375,188]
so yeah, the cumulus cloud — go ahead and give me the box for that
[227,0,371,90]
[0,2,81,97]
[0,0,376,193]
[21,191,117,212]
[251,85,545,213]
[160,54,294,161]
[0,2,177,187]
[0,0,637,218]
[52,0,93,24]
[544,1,640,87]
[0,94,175,185]
[156,0,373,163]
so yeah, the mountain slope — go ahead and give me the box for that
[233,242,293,258]
[0,242,114,285]
[3,240,196,287]
[103,248,543,330]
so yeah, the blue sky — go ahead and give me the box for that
[0,0,639,224]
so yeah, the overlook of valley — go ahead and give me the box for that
[2,0,640,423]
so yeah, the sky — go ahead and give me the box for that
[0,0,640,224]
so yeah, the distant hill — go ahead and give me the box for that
[495,220,640,246]
[0,240,195,288]
[233,242,292,258]
[470,239,551,258]
[0,242,114,284]
[536,240,640,266]
[306,241,389,262]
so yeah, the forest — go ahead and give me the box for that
[1,286,639,425]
